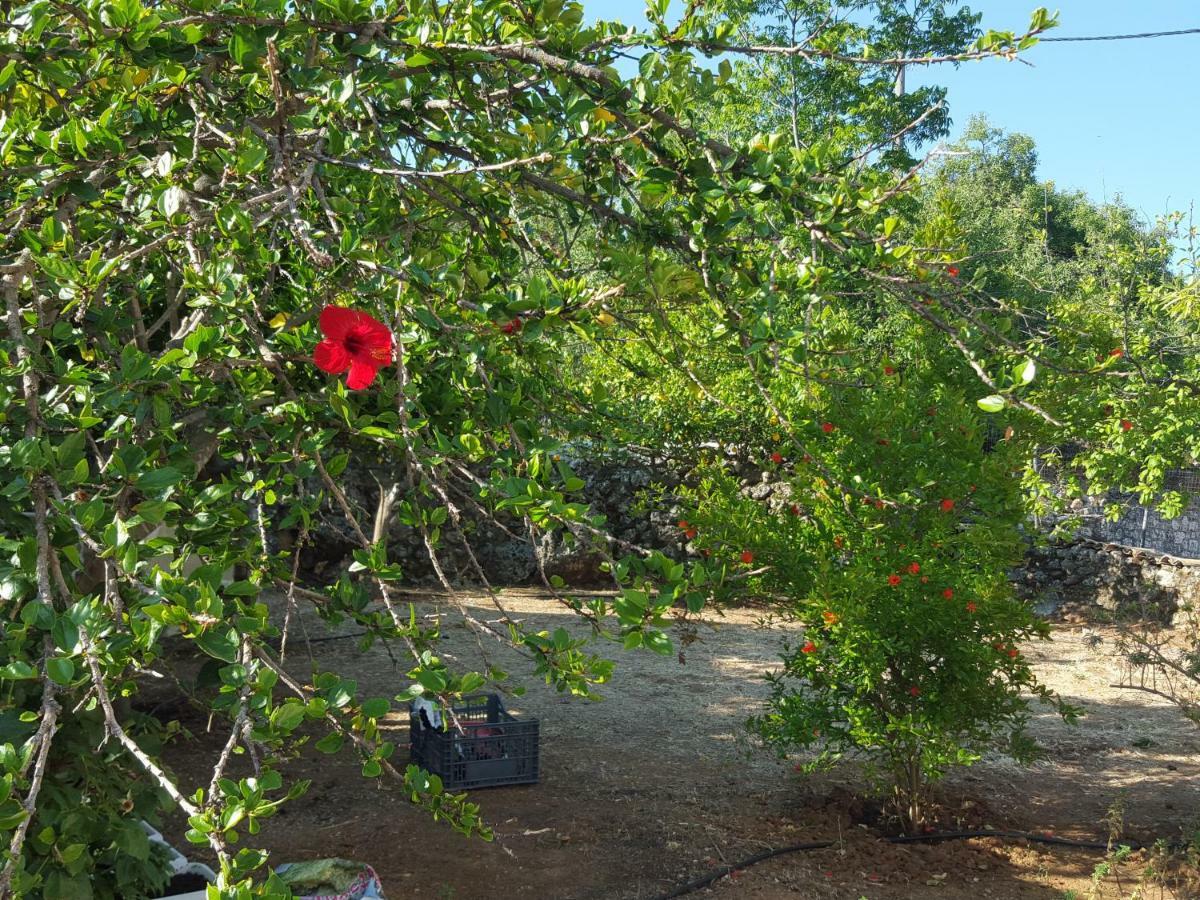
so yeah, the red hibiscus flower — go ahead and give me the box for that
[821,422,835,434]
[966,602,978,613]
[947,266,959,278]
[771,451,784,464]
[801,641,817,654]
[740,550,754,564]
[822,611,839,626]
[940,498,955,512]
[1120,419,1133,431]
[943,588,954,599]
[313,306,393,390]
[887,574,901,586]
[907,562,920,575]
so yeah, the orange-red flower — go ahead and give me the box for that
[821,422,835,434]
[887,574,901,587]
[684,528,697,539]
[740,550,754,564]
[1110,348,1123,358]
[1120,419,1133,431]
[822,610,839,626]
[939,498,955,512]
[883,364,895,376]
[942,588,954,599]
[801,640,817,653]
[771,451,783,464]
[678,519,689,530]
[313,306,393,390]
[947,266,959,278]
[907,562,920,575]
[966,601,978,613]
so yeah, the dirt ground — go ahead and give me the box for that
[162,590,1200,899]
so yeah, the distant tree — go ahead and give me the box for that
[696,0,983,161]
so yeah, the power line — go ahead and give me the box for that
[1042,27,1200,42]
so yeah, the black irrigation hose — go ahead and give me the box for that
[655,841,834,900]
[653,829,1183,899]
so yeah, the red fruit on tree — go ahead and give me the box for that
[313,305,394,390]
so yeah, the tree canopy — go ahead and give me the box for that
[1,1,1195,896]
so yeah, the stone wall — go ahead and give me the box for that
[1016,539,1200,625]
[301,449,698,586]
[299,451,1200,625]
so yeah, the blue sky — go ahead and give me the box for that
[589,1,1199,225]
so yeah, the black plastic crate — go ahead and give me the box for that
[409,694,539,790]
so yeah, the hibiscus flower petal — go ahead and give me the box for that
[319,305,361,340]
[345,358,380,390]
[313,338,351,374]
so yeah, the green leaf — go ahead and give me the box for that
[1014,358,1036,385]
[360,698,390,719]
[977,395,1006,413]
[314,732,344,754]
[195,626,239,663]
[136,467,183,492]
[46,657,75,685]
[158,185,188,219]
[0,661,37,680]
[270,701,306,732]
